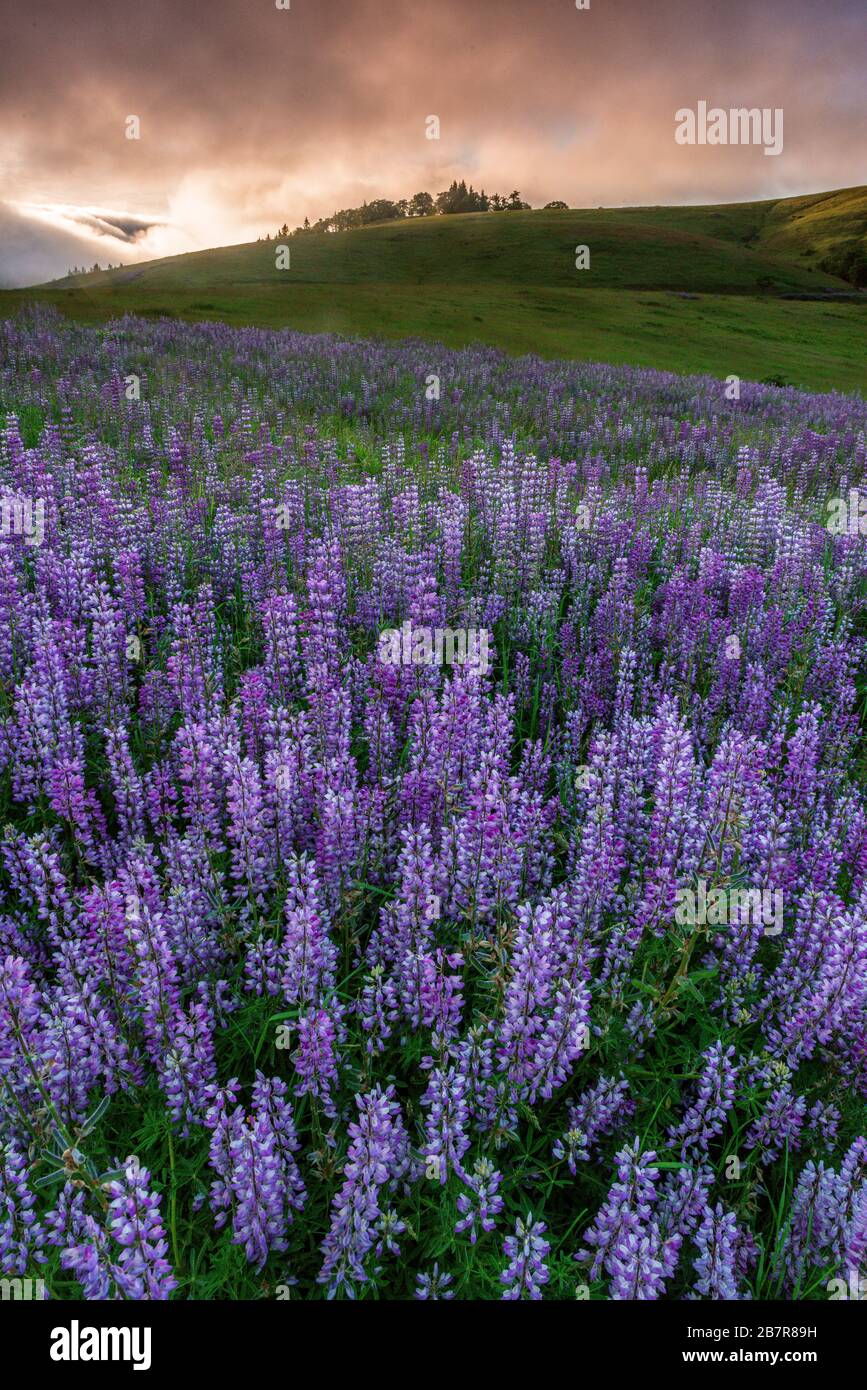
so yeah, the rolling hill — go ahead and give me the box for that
[2,186,865,392]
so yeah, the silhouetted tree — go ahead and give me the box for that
[436,181,489,214]
[282,183,536,237]
[408,191,435,217]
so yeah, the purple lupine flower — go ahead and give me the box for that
[358,965,400,1056]
[224,741,274,913]
[40,983,114,1125]
[260,592,301,704]
[807,1100,841,1152]
[279,854,337,1008]
[292,1005,342,1120]
[667,1042,739,1157]
[417,950,464,1037]
[421,1063,471,1185]
[103,1159,178,1299]
[779,1160,843,1291]
[624,1000,657,1057]
[204,1082,284,1271]
[318,1084,411,1297]
[314,775,361,910]
[161,1000,217,1134]
[105,723,146,847]
[304,538,347,675]
[44,1182,90,1249]
[88,577,129,721]
[500,1214,550,1300]
[251,1072,307,1219]
[62,1160,176,1300]
[609,1221,681,1300]
[691,1202,746,1300]
[2,831,75,951]
[554,1074,633,1173]
[0,953,45,1128]
[47,756,107,860]
[636,700,702,937]
[0,1138,45,1275]
[124,899,181,1064]
[576,1140,662,1281]
[745,1082,806,1162]
[658,1165,714,1239]
[498,894,591,1104]
[455,1158,504,1244]
[415,1263,455,1300]
[166,590,223,723]
[451,1022,499,1134]
[174,720,224,851]
[375,823,439,1006]
[60,1225,113,1300]
[446,752,525,928]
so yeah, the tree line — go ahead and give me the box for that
[264,184,570,239]
[65,263,119,277]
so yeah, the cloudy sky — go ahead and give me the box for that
[0,0,864,286]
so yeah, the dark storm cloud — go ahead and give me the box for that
[0,0,864,283]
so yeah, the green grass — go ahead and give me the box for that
[2,186,865,392]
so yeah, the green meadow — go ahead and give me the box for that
[2,184,865,392]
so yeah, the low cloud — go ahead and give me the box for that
[52,206,162,244]
[0,203,107,288]
[0,202,170,287]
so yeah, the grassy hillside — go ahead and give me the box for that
[42,189,867,294]
[583,185,867,271]
[752,185,867,266]
[2,187,865,392]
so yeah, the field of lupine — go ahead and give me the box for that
[0,304,866,1302]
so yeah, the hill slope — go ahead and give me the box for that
[2,187,865,392]
[44,186,867,295]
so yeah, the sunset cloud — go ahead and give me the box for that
[1,0,864,285]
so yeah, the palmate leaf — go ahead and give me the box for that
[34,1167,71,1188]
[79,1093,112,1138]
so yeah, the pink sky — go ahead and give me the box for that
[0,0,864,285]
